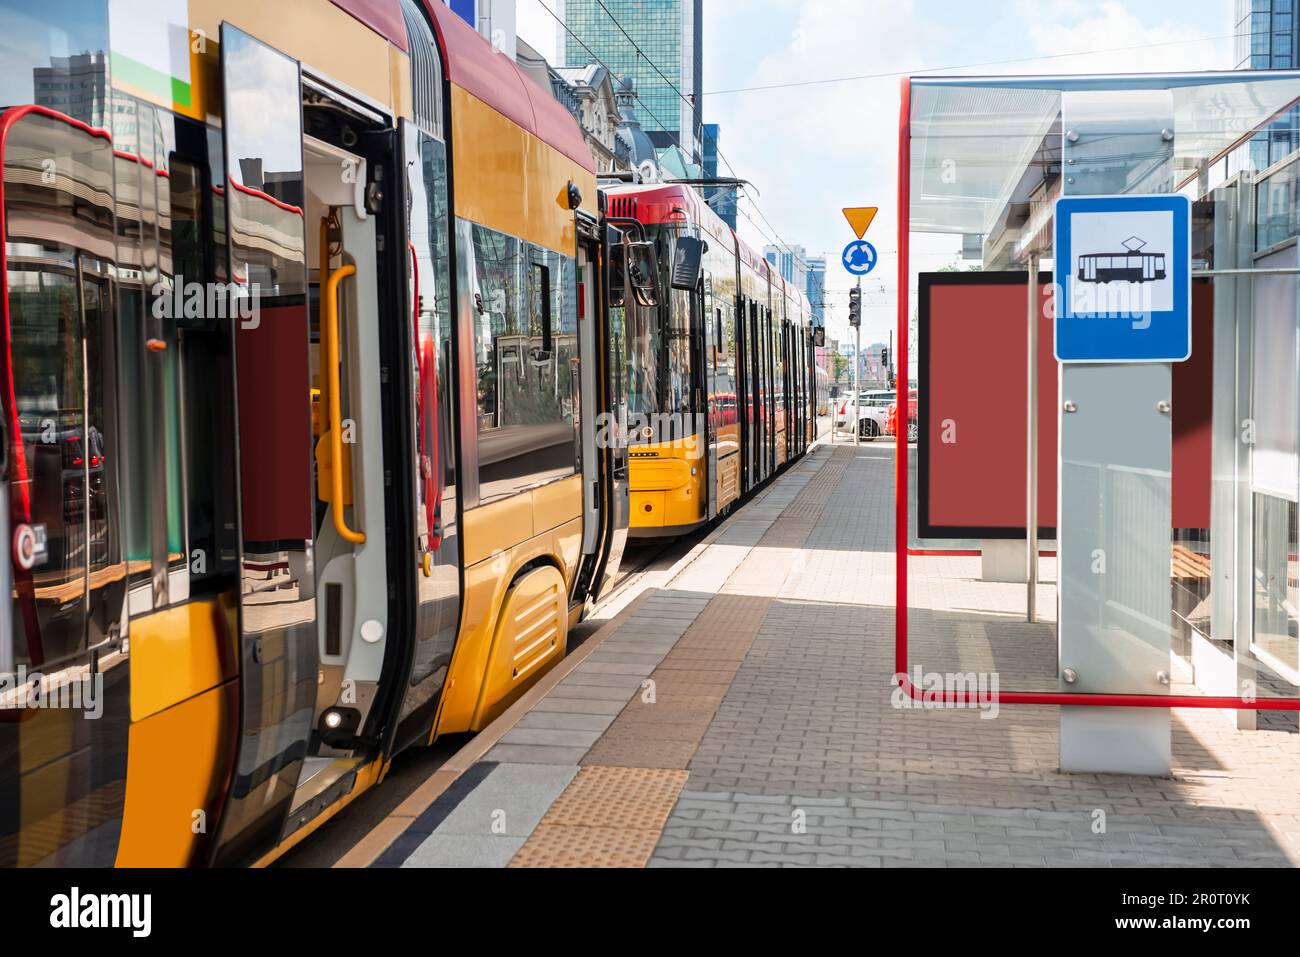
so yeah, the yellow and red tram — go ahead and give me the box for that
[603,183,818,538]
[0,0,636,866]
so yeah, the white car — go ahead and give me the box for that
[835,390,895,440]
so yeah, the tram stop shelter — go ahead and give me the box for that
[897,71,1300,775]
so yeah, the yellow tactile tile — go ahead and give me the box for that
[508,766,689,868]
[509,823,662,868]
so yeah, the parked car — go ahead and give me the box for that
[885,391,919,443]
[835,390,895,439]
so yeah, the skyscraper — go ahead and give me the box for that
[764,244,809,294]
[560,0,703,162]
[1235,0,1297,69]
[1233,0,1300,170]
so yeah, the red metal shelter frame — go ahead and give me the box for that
[893,77,1300,711]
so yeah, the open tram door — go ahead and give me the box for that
[0,105,131,866]
[210,25,409,864]
[571,213,630,603]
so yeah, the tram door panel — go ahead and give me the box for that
[750,303,761,483]
[781,320,791,463]
[702,272,718,520]
[399,120,460,741]
[597,226,630,593]
[760,305,770,479]
[309,132,394,744]
[572,229,630,601]
[0,110,129,865]
[735,296,750,493]
[212,25,319,865]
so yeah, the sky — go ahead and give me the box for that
[516,0,1236,348]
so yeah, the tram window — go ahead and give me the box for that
[111,101,239,606]
[111,95,153,601]
[666,288,693,416]
[153,112,189,594]
[625,306,657,421]
[407,124,455,495]
[531,261,553,356]
[466,222,577,502]
[170,158,205,316]
[171,146,238,592]
[608,243,627,308]
[3,112,117,667]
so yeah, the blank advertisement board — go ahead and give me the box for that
[917,272,1212,540]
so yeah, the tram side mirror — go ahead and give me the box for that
[813,326,825,348]
[671,235,704,291]
[626,240,660,307]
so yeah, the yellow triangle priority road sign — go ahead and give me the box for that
[843,207,878,240]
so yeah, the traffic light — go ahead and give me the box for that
[848,286,861,328]
[881,347,889,367]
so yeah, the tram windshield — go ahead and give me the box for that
[625,223,694,432]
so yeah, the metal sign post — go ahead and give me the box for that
[854,280,861,449]
[842,207,876,452]
[1056,90,1180,775]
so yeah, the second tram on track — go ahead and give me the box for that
[603,183,818,539]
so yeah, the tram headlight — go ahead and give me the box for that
[319,706,362,744]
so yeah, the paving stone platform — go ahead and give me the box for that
[372,443,1300,868]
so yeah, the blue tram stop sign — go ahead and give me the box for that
[1053,193,1191,363]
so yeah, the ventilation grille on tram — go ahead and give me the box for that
[401,0,445,138]
[608,196,638,220]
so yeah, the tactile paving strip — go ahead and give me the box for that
[510,449,844,864]
[509,766,689,868]
[582,596,772,769]
[781,446,854,521]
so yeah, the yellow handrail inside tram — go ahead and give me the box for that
[325,262,365,544]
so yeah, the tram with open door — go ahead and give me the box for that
[0,0,636,866]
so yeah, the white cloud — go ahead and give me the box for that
[1023,1,1231,75]
[517,0,561,63]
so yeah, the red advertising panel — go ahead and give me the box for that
[1172,281,1214,530]
[917,273,1211,539]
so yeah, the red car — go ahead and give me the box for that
[885,390,918,443]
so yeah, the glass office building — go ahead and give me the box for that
[1233,0,1300,171]
[561,0,703,161]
